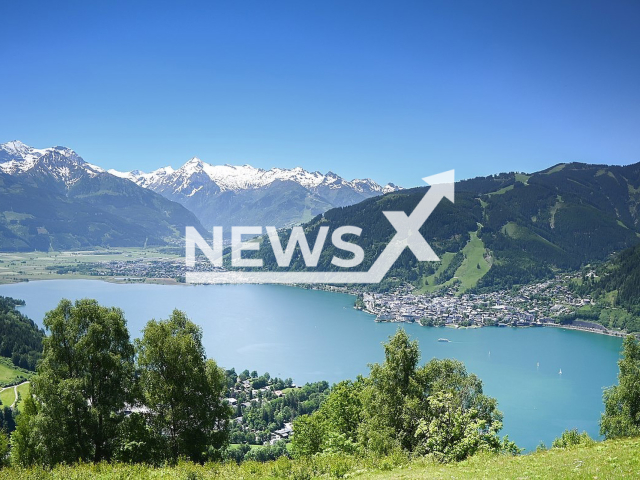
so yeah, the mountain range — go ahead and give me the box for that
[108,158,399,230]
[0,141,398,250]
[3,140,640,295]
[0,141,207,250]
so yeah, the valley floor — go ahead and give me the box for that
[0,248,186,285]
[1,437,638,479]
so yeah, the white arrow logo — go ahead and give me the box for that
[186,170,454,284]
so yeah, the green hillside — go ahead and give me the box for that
[580,242,640,313]
[453,230,492,292]
[254,161,640,292]
[0,171,207,251]
[0,357,31,387]
[364,438,640,479]
[0,382,30,410]
[571,242,640,332]
[0,296,44,371]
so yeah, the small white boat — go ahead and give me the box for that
[559,369,562,375]
[437,338,450,343]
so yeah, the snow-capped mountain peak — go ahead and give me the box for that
[183,156,205,169]
[111,157,401,197]
[1,140,31,157]
[382,182,400,194]
[0,141,104,187]
[2,141,402,230]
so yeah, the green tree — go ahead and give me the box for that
[319,379,365,444]
[413,391,513,462]
[0,431,8,467]
[136,309,231,463]
[113,412,166,465]
[11,299,135,466]
[601,335,640,438]
[359,329,421,453]
[291,329,515,461]
[291,413,326,457]
[10,395,39,466]
[293,379,364,456]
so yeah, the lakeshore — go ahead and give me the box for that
[0,249,635,340]
[544,322,628,338]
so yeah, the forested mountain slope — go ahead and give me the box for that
[0,296,44,370]
[0,142,207,251]
[571,242,640,332]
[256,161,640,291]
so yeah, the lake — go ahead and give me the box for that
[0,279,623,451]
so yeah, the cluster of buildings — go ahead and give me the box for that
[225,378,287,409]
[360,276,591,327]
[270,423,294,444]
[89,256,223,280]
[225,376,298,446]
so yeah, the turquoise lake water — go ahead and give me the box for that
[0,279,623,451]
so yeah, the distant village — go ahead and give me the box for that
[357,276,593,329]
[81,255,222,282]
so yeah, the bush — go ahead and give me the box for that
[551,429,595,449]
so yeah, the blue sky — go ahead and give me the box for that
[1,1,639,187]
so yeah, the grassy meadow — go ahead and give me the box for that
[0,437,637,479]
[0,357,32,388]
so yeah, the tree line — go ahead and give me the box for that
[4,299,521,467]
[10,299,231,466]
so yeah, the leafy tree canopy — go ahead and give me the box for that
[601,335,640,439]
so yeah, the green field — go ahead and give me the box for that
[549,196,563,229]
[488,184,514,196]
[502,222,561,251]
[14,382,30,410]
[544,163,567,175]
[0,437,637,479]
[416,251,456,293]
[0,387,15,408]
[0,380,30,410]
[363,438,640,479]
[0,362,23,384]
[417,231,490,294]
[0,247,181,284]
[451,231,491,292]
[0,357,32,386]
